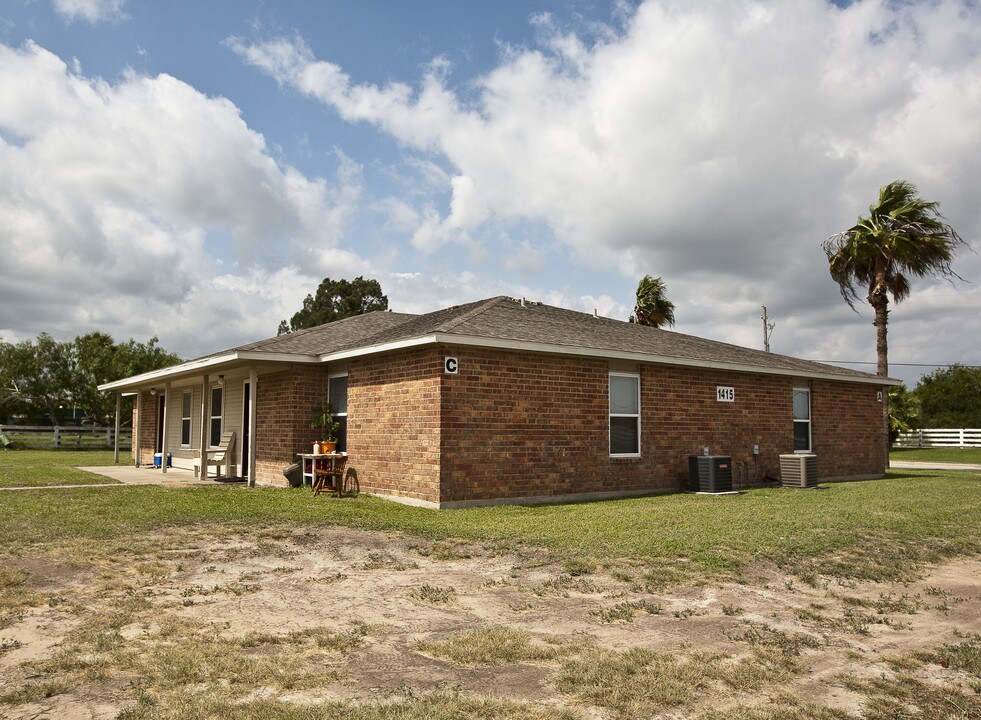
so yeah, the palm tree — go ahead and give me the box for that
[632,275,676,328]
[823,180,965,378]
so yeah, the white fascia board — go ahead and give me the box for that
[319,333,898,387]
[318,335,437,363]
[98,351,320,391]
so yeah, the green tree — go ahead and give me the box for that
[824,180,966,464]
[887,384,920,446]
[823,180,966,378]
[278,276,388,335]
[630,275,676,328]
[70,332,119,425]
[0,333,73,424]
[72,334,181,425]
[0,333,180,425]
[915,364,981,428]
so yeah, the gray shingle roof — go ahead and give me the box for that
[230,296,884,383]
[222,310,417,356]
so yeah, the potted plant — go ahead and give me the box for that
[311,403,340,454]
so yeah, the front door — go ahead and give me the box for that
[156,395,165,454]
[241,381,251,479]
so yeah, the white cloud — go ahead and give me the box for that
[50,0,127,24]
[0,41,364,357]
[232,1,981,266]
[235,0,981,385]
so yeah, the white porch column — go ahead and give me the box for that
[199,374,211,480]
[134,391,142,467]
[248,367,258,488]
[113,394,121,464]
[160,382,170,474]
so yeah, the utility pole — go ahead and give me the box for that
[761,305,775,353]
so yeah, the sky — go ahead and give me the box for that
[0,0,978,388]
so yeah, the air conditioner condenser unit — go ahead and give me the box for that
[779,454,818,488]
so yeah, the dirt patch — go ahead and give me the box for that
[1,526,979,719]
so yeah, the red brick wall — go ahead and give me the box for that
[253,365,328,486]
[642,366,791,487]
[439,349,632,503]
[213,347,885,501]
[435,348,886,504]
[811,380,887,478]
[134,391,158,466]
[345,348,442,503]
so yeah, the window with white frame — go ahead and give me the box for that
[793,386,811,452]
[609,373,640,456]
[209,385,223,447]
[180,390,192,447]
[328,374,348,452]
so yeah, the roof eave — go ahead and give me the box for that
[98,351,320,392]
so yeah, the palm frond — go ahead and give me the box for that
[823,179,968,310]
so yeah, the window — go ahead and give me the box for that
[328,374,348,452]
[609,373,640,456]
[210,385,223,447]
[180,391,192,447]
[793,387,811,452]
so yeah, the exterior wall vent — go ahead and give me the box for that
[779,454,818,488]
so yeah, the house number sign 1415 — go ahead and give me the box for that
[716,386,735,402]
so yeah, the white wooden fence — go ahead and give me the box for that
[0,425,132,450]
[894,428,981,448]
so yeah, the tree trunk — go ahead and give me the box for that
[872,295,890,469]
[873,297,889,378]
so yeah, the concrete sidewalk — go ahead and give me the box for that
[890,460,981,471]
[0,465,224,491]
[78,465,221,485]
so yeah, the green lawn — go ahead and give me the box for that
[0,449,128,487]
[890,446,981,464]
[1,451,978,582]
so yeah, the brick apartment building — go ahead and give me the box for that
[101,296,895,508]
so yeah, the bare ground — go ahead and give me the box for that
[1,525,979,719]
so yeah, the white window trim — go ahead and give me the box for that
[793,386,811,453]
[328,372,348,419]
[609,372,641,458]
[180,390,192,448]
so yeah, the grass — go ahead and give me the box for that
[0,458,978,581]
[1,452,979,719]
[840,672,981,719]
[416,626,573,666]
[117,692,582,720]
[554,645,795,718]
[0,449,127,487]
[890,446,981,464]
[590,599,662,623]
[408,583,457,604]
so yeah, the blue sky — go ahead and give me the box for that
[1,0,979,387]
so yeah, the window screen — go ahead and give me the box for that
[610,374,640,456]
[328,375,348,452]
[793,387,811,452]
[180,391,192,447]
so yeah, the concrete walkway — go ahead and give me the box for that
[890,460,981,471]
[0,465,224,491]
[79,465,221,485]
